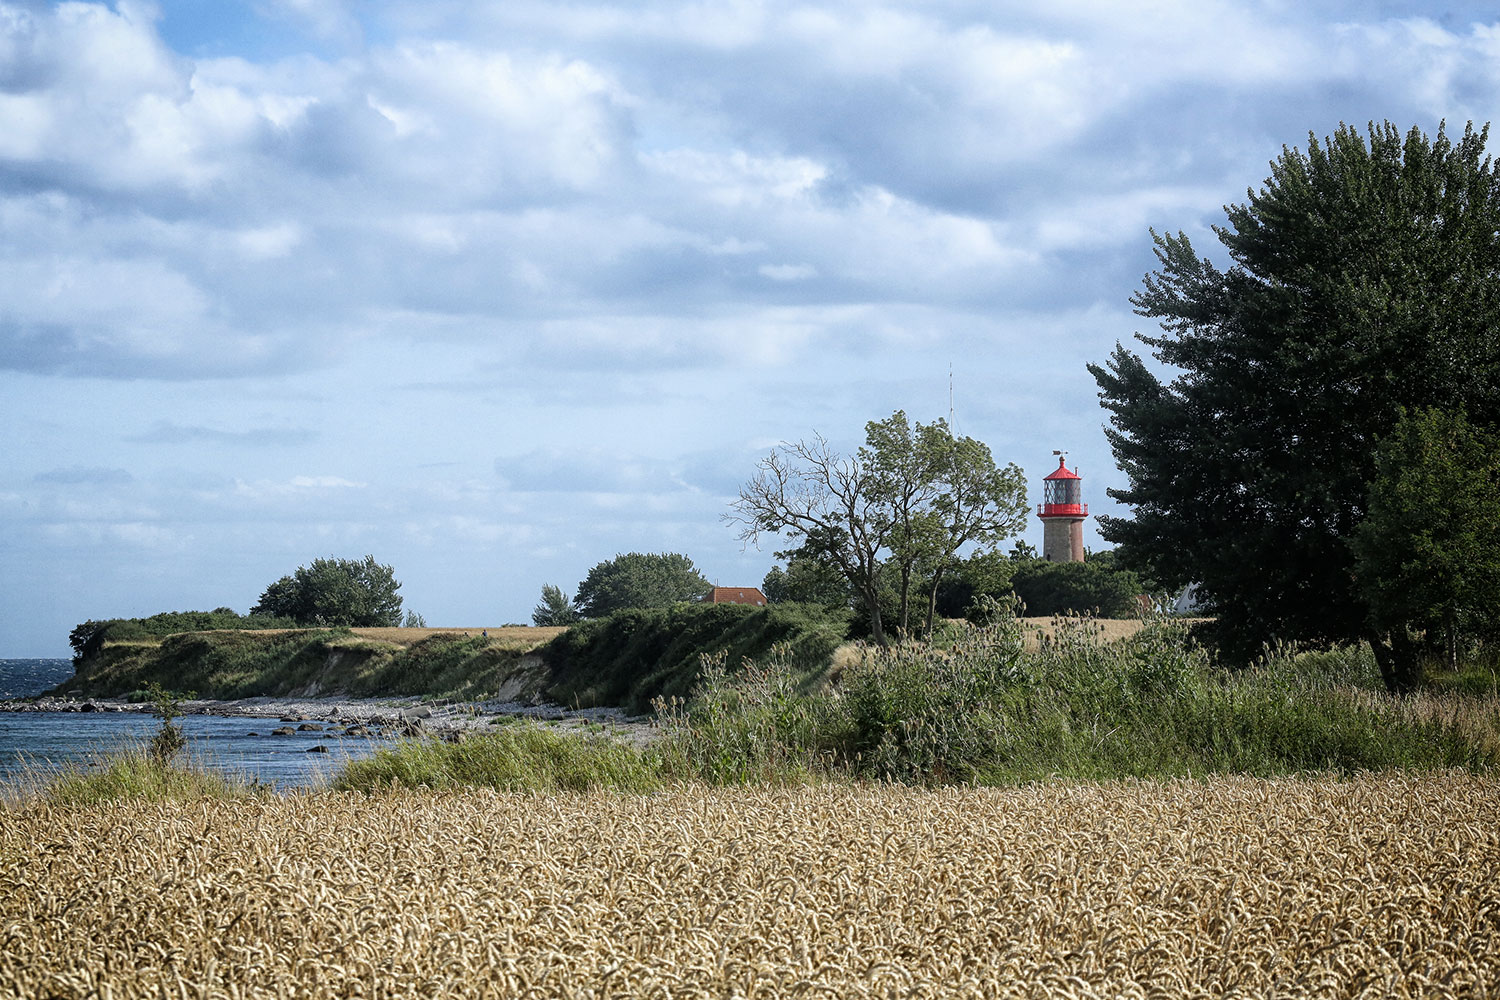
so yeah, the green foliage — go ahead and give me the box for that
[532,583,582,625]
[731,411,1026,646]
[58,629,549,701]
[654,647,833,784]
[831,621,1030,783]
[1090,121,1500,685]
[1009,560,1144,618]
[862,411,1029,636]
[964,592,1023,627]
[762,548,853,609]
[251,555,403,627]
[69,608,296,659]
[658,616,1498,785]
[402,609,427,628]
[933,549,1016,619]
[541,601,851,712]
[572,552,711,618]
[144,682,189,765]
[1350,408,1500,690]
[41,748,258,805]
[332,727,659,793]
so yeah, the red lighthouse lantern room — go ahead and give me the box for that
[1038,454,1087,563]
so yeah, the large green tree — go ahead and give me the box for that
[729,411,1026,644]
[762,546,854,609]
[1090,121,1500,689]
[531,583,581,626]
[863,412,1029,633]
[251,555,404,627]
[573,552,712,618]
[1009,560,1143,619]
[1350,408,1500,684]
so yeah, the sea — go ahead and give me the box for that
[0,658,386,791]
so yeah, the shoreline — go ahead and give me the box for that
[0,694,658,744]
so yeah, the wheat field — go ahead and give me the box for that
[3,774,1497,998]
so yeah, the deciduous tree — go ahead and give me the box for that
[251,555,403,627]
[730,411,1026,644]
[532,583,581,626]
[573,553,711,618]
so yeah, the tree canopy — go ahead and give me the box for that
[729,410,1027,644]
[1090,120,1500,689]
[532,583,582,626]
[573,552,712,618]
[1350,408,1500,684]
[250,555,404,628]
[1009,560,1144,619]
[762,546,854,610]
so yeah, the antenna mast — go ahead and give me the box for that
[948,363,955,434]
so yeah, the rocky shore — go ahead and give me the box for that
[0,695,657,744]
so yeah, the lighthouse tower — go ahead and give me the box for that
[1038,453,1087,563]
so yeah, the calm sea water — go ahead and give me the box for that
[0,659,386,790]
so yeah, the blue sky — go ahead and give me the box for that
[3,0,1498,655]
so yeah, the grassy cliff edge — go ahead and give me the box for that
[57,626,563,702]
[55,603,851,706]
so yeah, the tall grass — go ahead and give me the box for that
[333,727,661,794]
[656,614,1500,785]
[39,749,259,805]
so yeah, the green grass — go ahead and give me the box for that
[35,748,260,805]
[540,601,849,712]
[655,615,1500,786]
[46,610,1500,797]
[58,629,548,701]
[332,727,662,794]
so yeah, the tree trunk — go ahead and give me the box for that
[896,565,912,639]
[923,567,947,635]
[1368,628,1421,695]
[863,586,889,647]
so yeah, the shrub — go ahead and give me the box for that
[541,601,849,712]
[657,612,1500,786]
[1009,560,1143,618]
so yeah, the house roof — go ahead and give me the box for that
[706,587,768,606]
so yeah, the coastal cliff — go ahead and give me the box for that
[58,627,559,702]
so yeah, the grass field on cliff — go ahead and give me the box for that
[57,602,851,707]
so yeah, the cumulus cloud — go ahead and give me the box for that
[2,0,1496,382]
[6,0,1500,653]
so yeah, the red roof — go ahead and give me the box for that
[1043,455,1081,481]
[706,587,768,606]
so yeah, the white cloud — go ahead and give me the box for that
[236,222,304,259]
[759,263,816,281]
[261,0,364,47]
[6,0,1500,654]
[644,148,828,207]
[233,475,367,500]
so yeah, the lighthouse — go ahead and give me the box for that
[1038,453,1087,563]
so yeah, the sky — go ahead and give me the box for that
[3,0,1499,655]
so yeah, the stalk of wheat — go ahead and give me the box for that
[2,773,1496,998]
